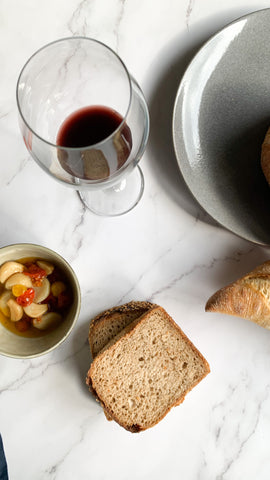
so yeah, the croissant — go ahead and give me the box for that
[205,261,270,329]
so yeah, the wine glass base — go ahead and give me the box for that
[78,165,144,216]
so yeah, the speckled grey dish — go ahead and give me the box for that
[0,243,81,358]
[173,9,270,246]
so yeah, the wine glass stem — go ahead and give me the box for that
[78,165,144,216]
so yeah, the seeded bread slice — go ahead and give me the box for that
[89,301,155,358]
[87,306,210,432]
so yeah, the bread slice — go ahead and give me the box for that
[88,301,155,422]
[89,301,155,358]
[86,306,210,432]
[205,260,270,328]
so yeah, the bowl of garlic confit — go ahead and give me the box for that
[0,244,81,358]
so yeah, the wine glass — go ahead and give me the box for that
[16,37,149,216]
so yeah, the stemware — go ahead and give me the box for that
[16,37,149,216]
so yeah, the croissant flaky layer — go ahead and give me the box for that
[205,261,270,329]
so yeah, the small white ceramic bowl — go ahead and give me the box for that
[0,243,81,358]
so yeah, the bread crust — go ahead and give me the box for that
[89,300,155,330]
[87,301,156,421]
[261,127,270,185]
[205,260,270,328]
[87,306,210,432]
[89,300,155,358]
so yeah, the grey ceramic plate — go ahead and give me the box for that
[173,9,270,246]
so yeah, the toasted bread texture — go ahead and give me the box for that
[205,260,270,328]
[87,306,210,432]
[89,301,155,358]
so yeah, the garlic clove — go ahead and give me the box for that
[32,312,62,330]
[6,298,24,322]
[0,261,24,284]
[36,260,54,275]
[0,291,13,317]
[5,273,32,289]
[23,303,48,318]
[33,278,50,303]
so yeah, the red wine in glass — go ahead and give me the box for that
[57,105,132,180]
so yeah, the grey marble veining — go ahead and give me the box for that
[1,1,270,479]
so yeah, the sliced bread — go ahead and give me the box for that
[88,301,155,422]
[89,301,155,358]
[87,306,210,432]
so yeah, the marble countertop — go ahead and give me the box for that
[1,1,270,479]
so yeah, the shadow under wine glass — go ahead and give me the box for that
[16,37,149,216]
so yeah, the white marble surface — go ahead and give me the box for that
[1,1,270,479]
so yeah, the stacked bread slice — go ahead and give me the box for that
[88,301,155,421]
[86,301,210,432]
[89,301,155,358]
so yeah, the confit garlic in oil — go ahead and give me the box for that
[0,258,73,337]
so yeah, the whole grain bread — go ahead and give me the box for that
[205,260,270,329]
[89,301,155,358]
[86,306,210,432]
[88,301,155,421]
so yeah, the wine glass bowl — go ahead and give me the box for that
[16,37,149,215]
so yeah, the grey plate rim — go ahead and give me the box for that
[172,8,270,247]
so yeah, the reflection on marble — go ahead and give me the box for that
[1,0,270,479]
